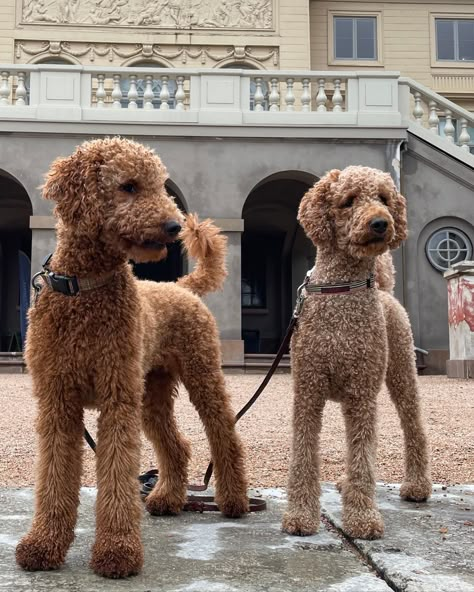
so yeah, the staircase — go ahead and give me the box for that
[0,352,27,374]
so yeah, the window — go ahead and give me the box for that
[241,258,266,308]
[436,19,474,62]
[426,228,473,272]
[120,62,177,109]
[334,16,377,60]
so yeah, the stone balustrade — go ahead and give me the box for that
[0,64,473,158]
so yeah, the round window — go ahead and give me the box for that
[426,228,473,272]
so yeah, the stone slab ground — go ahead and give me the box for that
[1,483,473,591]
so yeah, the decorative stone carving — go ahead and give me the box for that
[20,0,273,29]
[15,40,279,67]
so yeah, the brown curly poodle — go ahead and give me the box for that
[15,137,248,579]
[282,166,431,540]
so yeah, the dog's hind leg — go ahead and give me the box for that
[89,369,143,578]
[383,295,432,502]
[180,354,249,518]
[142,369,191,516]
[282,367,327,537]
[341,386,384,540]
[16,377,83,571]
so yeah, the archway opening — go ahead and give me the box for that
[0,171,32,352]
[131,182,187,283]
[241,173,316,354]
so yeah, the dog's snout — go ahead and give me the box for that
[369,218,388,235]
[164,220,182,236]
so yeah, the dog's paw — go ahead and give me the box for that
[145,490,186,516]
[282,511,320,536]
[218,495,249,518]
[16,531,71,571]
[400,478,432,502]
[343,507,384,540]
[90,534,143,579]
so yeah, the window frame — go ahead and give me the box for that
[425,227,473,273]
[328,10,383,67]
[431,14,474,68]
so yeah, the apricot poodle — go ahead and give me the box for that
[282,166,431,540]
[16,137,248,578]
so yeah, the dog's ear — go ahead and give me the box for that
[298,169,340,246]
[389,191,408,249]
[42,151,100,227]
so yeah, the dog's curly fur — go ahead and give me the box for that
[282,166,431,540]
[15,137,248,579]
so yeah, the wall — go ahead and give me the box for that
[402,132,474,372]
[310,0,474,108]
[0,131,401,361]
[2,0,310,71]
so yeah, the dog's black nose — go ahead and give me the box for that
[370,218,388,235]
[164,221,182,236]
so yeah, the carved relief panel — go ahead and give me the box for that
[20,0,273,29]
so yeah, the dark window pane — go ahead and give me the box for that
[335,17,354,58]
[356,18,376,59]
[436,20,455,60]
[458,20,474,61]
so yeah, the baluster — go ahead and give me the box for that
[285,78,295,111]
[111,74,122,109]
[443,109,455,143]
[160,75,170,110]
[175,75,185,111]
[143,75,154,110]
[459,118,471,152]
[428,100,439,133]
[269,77,279,112]
[301,78,311,112]
[316,78,327,112]
[254,77,265,112]
[96,74,106,108]
[413,91,424,124]
[127,74,138,110]
[0,71,10,106]
[15,71,27,106]
[332,78,343,113]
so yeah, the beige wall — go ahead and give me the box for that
[1,0,310,70]
[310,0,474,107]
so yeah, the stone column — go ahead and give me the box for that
[201,218,244,366]
[444,261,474,378]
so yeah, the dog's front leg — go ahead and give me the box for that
[282,371,327,536]
[16,378,84,571]
[90,375,143,578]
[340,392,384,540]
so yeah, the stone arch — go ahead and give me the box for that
[241,170,318,354]
[0,169,33,351]
[214,58,267,69]
[131,180,188,284]
[29,55,80,65]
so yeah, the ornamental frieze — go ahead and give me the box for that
[20,0,273,29]
[15,40,279,67]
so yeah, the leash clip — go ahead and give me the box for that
[293,267,313,318]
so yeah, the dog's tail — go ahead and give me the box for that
[176,214,227,297]
[375,251,395,294]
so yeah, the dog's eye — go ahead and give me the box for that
[120,182,137,194]
[379,195,388,206]
[341,195,356,208]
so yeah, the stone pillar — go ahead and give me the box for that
[202,218,244,366]
[445,261,474,378]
